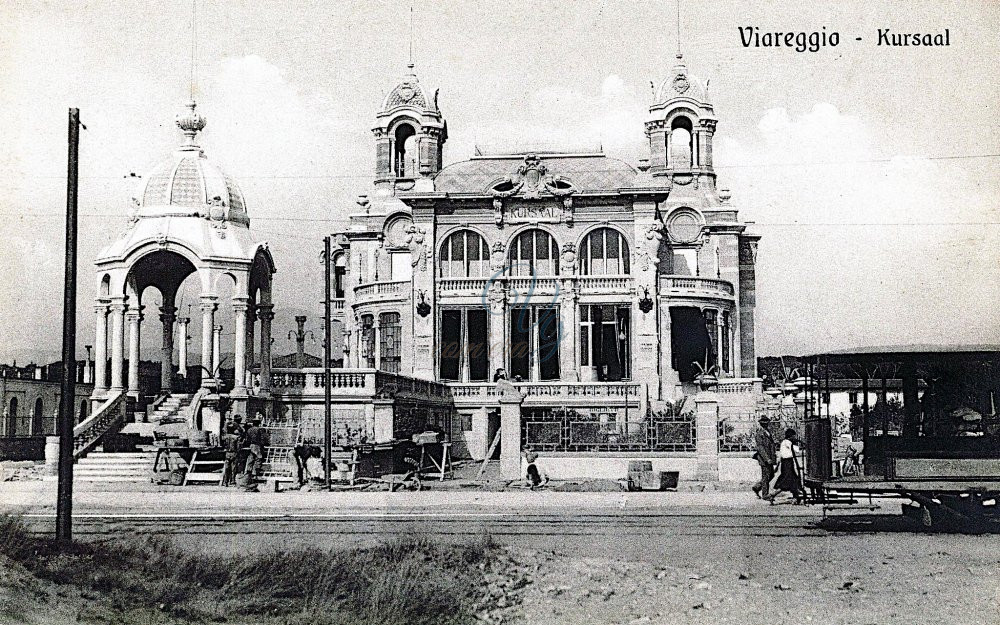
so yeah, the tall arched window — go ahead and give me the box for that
[669,116,694,168]
[394,123,417,177]
[360,315,376,369]
[379,312,402,374]
[580,228,630,275]
[32,398,44,436]
[440,230,489,278]
[6,398,17,437]
[508,230,559,277]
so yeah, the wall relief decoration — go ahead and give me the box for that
[488,154,577,225]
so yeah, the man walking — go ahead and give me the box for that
[752,415,777,499]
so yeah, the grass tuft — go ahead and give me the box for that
[0,514,503,625]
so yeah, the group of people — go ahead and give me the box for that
[220,413,270,491]
[752,415,804,504]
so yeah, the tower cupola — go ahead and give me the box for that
[645,54,717,177]
[373,64,447,189]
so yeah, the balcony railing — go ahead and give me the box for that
[449,381,643,408]
[660,275,735,298]
[268,368,451,401]
[577,275,632,293]
[354,280,410,304]
[522,408,696,453]
[331,298,345,311]
[438,277,490,296]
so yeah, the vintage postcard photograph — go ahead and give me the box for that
[0,1,998,624]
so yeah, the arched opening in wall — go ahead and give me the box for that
[670,307,712,383]
[440,230,489,278]
[32,397,45,436]
[211,273,238,391]
[580,228,630,275]
[508,229,559,277]
[79,399,88,424]
[333,253,346,299]
[127,250,198,395]
[669,116,693,168]
[7,397,18,437]
[393,123,417,178]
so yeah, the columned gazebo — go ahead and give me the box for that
[91,101,275,403]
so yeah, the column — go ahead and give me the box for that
[716,309,725,375]
[488,285,506,380]
[257,304,274,392]
[109,297,126,392]
[245,304,256,374]
[497,382,525,480]
[125,306,143,397]
[159,304,176,392]
[558,283,578,382]
[199,297,217,388]
[694,390,720,481]
[177,317,189,378]
[232,299,249,394]
[92,301,109,396]
[212,324,222,377]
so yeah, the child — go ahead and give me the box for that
[524,451,549,489]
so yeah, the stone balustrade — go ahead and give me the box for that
[449,380,644,410]
[660,275,735,298]
[576,275,632,293]
[268,368,450,401]
[353,280,410,304]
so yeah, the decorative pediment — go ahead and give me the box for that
[489,154,577,227]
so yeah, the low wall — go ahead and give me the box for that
[534,453,758,483]
[0,437,46,461]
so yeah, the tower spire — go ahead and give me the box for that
[408,4,414,69]
[676,0,682,57]
[190,0,197,100]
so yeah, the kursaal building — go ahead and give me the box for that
[329,56,763,480]
[76,56,764,482]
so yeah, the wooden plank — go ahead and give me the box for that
[895,458,1000,479]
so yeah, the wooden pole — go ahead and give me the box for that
[323,236,332,491]
[56,108,81,542]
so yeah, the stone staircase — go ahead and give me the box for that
[149,393,195,423]
[75,449,156,482]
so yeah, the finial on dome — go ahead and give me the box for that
[176,100,206,147]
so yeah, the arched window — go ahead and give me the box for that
[393,123,417,177]
[360,315,376,369]
[669,116,694,168]
[32,398,44,436]
[440,230,489,278]
[508,230,559,277]
[580,228,630,275]
[379,312,402,374]
[6,398,17,437]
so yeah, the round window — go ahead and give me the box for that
[666,209,703,244]
[384,215,413,248]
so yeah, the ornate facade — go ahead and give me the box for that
[333,57,761,462]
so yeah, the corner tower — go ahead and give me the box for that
[373,63,447,193]
[645,54,717,185]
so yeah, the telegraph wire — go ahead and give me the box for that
[6,152,1000,181]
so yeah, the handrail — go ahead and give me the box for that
[72,392,126,460]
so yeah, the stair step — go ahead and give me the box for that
[76,476,151,482]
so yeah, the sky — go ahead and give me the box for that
[0,0,998,365]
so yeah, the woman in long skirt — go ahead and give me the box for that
[768,428,803,504]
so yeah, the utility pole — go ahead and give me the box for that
[323,236,332,491]
[57,108,81,542]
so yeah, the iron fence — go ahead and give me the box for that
[718,409,804,453]
[522,408,696,453]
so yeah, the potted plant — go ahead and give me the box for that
[693,360,718,391]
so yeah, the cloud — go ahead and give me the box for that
[716,103,1000,353]
[449,74,647,160]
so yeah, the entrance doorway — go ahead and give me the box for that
[670,307,712,383]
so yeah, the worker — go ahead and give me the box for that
[242,416,269,491]
[220,422,241,487]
